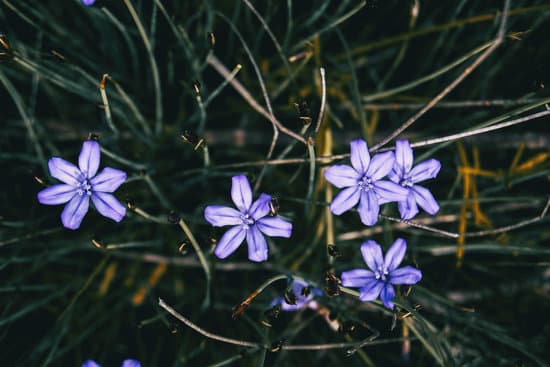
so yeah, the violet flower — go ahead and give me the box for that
[204,174,292,262]
[324,139,409,226]
[272,279,321,311]
[81,0,96,6]
[82,360,140,367]
[388,140,441,220]
[37,140,127,230]
[341,238,422,309]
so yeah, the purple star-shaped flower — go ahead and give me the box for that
[388,140,441,220]
[324,139,409,226]
[272,279,321,311]
[82,359,140,367]
[37,140,127,230]
[341,238,422,309]
[204,175,292,262]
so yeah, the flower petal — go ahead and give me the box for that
[360,240,384,272]
[121,359,141,367]
[374,180,409,204]
[37,184,76,205]
[410,159,441,183]
[324,165,360,188]
[383,238,407,272]
[204,205,242,226]
[90,167,126,192]
[231,174,252,212]
[366,151,395,180]
[341,269,375,288]
[256,217,292,238]
[81,360,100,367]
[48,157,81,186]
[387,167,401,183]
[390,266,422,285]
[395,140,413,175]
[358,190,379,226]
[249,193,271,220]
[398,191,419,220]
[61,194,90,230]
[214,225,246,259]
[246,225,268,262]
[91,192,126,222]
[330,186,360,215]
[358,278,384,301]
[412,185,440,215]
[350,139,370,174]
[380,284,396,309]
[78,140,101,178]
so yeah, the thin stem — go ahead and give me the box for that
[207,55,306,145]
[314,67,327,135]
[159,298,263,348]
[363,41,493,102]
[370,0,511,152]
[409,109,550,150]
[305,140,316,218]
[99,74,118,136]
[363,98,543,110]
[177,218,211,308]
[122,0,163,135]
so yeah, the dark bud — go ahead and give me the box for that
[167,211,180,224]
[284,289,297,305]
[181,130,199,146]
[126,197,135,210]
[324,272,340,297]
[192,80,201,97]
[270,340,284,353]
[91,239,105,249]
[300,286,311,297]
[345,348,357,356]
[207,32,216,48]
[87,133,100,141]
[269,197,279,216]
[261,305,281,328]
[50,50,66,61]
[339,320,356,334]
[178,241,189,255]
[294,100,312,125]
[328,312,338,321]
[327,244,341,258]
[0,35,10,51]
[33,171,46,186]
[232,302,249,320]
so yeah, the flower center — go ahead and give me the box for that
[240,213,255,230]
[357,175,373,192]
[400,176,413,188]
[374,265,389,282]
[77,179,92,196]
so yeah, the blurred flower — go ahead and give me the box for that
[82,360,140,367]
[204,174,292,262]
[341,238,422,309]
[388,140,441,220]
[324,139,408,225]
[272,279,321,311]
[81,0,96,6]
[37,140,127,230]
